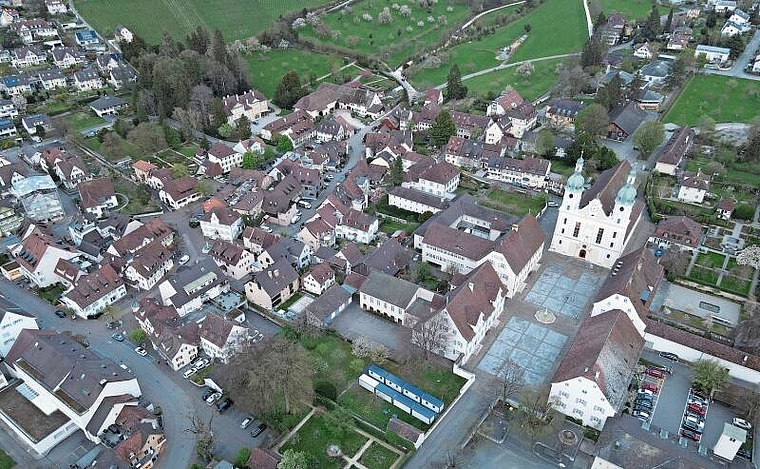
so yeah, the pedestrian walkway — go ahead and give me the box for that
[274,407,316,451]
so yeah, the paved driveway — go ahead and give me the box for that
[331,304,402,351]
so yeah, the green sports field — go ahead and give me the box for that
[664,75,760,125]
[409,0,587,89]
[74,0,333,43]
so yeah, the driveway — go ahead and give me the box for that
[331,304,402,351]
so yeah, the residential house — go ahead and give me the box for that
[485,157,550,189]
[51,47,86,68]
[200,207,243,241]
[677,171,709,204]
[89,95,127,117]
[388,186,450,215]
[714,0,738,13]
[242,226,279,254]
[95,53,121,72]
[75,30,100,47]
[10,19,56,44]
[262,237,312,271]
[486,88,525,117]
[244,259,299,310]
[505,102,537,138]
[315,115,354,142]
[667,27,691,51]
[21,114,52,135]
[443,136,502,168]
[0,298,38,356]
[209,239,256,280]
[301,263,335,296]
[418,263,507,363]
[206,143,243,174]
[359,269,437,324]
[159,176,201,210]
[274,160,321,199]
[137,303,199,371]
[640,60,671,85]
[424,88,443,105]
[450,110,491,139]
[716,198,735,220]
[301,284,352,328]
[61,264,127,318]
[633,42,653,59]
[545,99,586,131]
[601,14,626,45]
[335,209,379,244]
[106,218,173,258]
[12,175,64,221]
[123,240,174,290]
[635,88,664,111]
[198,312,249,364]
[721,21,744,37]
[73,68,104,91]
[115,25,134,43]
[108,65,137,89]
[549,309,644,430]
[158,259,228,317]
[295,82,383,118]
[297,218,336,250]
[354,238,412,277]
[654,127,694,175]
[0,99,18,119]
[0,74,33,95]
[94,406,167,469]
[132,160,157,183]
[550,159,644,268]
[79,177,118,219]
[695,45,731,65]
[223,89,268,124]
[53,155,90,190]
[233,137,266,155]
[649,216,703,251]
[4,329,142,450]
[0,8,19,27]
[404,161,459,198]
[37,68,66,90]
[45,0,67,14]
[607,103,647,141]
[0,118,16,139]
[11,45,46,68]
[0,162,28,197]
[260,109,313,141]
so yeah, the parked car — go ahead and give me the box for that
[111,333,124,342]
[649,364,673,374]
[206,392,222,405]
[240,417,253,429]
[297,200,312,209]
[260,224,273,233]
[54,310,66,318]
[178,254,190,265]
[106,320,123,330]
[637,389,654,397]
[687,403,706,416]
[640,383,659,394]
[134,347,148,357]
[645,368,665,379]
[251,423,267,438]
[183,367,197,379]
[680,428,701,442]
[632,409,651,420]
[634,402,653,411]
[193,357,209,369]
[683,415,705,433]
[658,352,679,362]
[201,388,215,400]
[737,446,752,460]
[733,418,753,431]
[547,201,559,207]
[216,398,232,413]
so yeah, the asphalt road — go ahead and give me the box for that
[705,29,760,81]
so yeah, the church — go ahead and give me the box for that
[549,158,644,268]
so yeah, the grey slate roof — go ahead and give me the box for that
[359,269,420,308]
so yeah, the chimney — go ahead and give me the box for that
[267,270,273,278]
[274,269,280,278]
[512,223,519,232]
[468,282,474,292]
[595,371,600,380]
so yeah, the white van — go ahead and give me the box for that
[297,200,312,209]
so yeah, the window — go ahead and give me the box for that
[572,408,584,416]
[563,218,567,225]
[612,231,617,239]
[576,398,587,405]
[593,406,604,413]
[573,222,581,237]
[596,228,604,244]
[581,390,588,394]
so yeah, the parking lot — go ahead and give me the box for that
[642,351,741,452]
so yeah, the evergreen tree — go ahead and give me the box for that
[209,28,228,65]
[665,56,687,89]
[594,12,607,29]
[445,65,468,101]
[664,8,674,33]
[274,71,306,109]
[210,98,228,130]
[389,157,404,187]
[428,110,457,147]
[236,115,252,140]
[187,26,210,55]
[581,35,605,68]
[277,135,294,153]
[644,5,661,40]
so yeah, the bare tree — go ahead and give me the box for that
[224,336,313,416]
[521,385,558,444]
[410,313,449,361]
[493,359,525,405]
[185,409,214,461]
[172,107,202,140]
[189,84,215,129]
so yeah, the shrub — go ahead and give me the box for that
[234,447,251,468]
[315,380,337,401]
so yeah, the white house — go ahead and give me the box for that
[654,127,694,175]
[677,171,709,204]
[223,90,268,124]
[633,42,653,59]
[89,95,127,117]
[73,68,104,91]
[13,231,79,287]
[159,176,201,210]
[695,45,731,65]
[123,240,174,291]
[403,161,460,198]
[200,207,243,241]
[45,0,68,14]
[4,329,142,451]
[301,263,335,296]
[199,312,250,364]
[359,270,436,325]
[549,159,643,269]
[206,143,243,174]
[78,177,118,219]
[60,264,127,318]
[0,300,38,357]
[244,259,300,310]
[721,21,744,37]
[388,186,449,215]
[158,259,229,317]
[549,309,644,430]
[485,157,551,189]
[209,239,256,280]
[335,209,379,245]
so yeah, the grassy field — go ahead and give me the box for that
[664,75,760,125]
[598,0,658,20]
[409,0,586,88]
[464,57,563,101]
[280,413,367,469]
[359,442,399,469]
[0,449,14,469]
[74,0,333,43]
[301,333,366,392]
[66,112,106,131]
[483,188,547,217]
[299,0,472,67]
[245,49,337,97]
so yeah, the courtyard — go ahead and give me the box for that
[524,264,603,318]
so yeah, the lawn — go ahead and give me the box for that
[299,0,472,68]
[177,143,201,159]
[379,219,420,236]
[483,188,547,217]
[82,133,141,163]
[0,449,13,469]
[720,275,752,297]
[244,48,337,97]
[409,0,587,88]
[280,412,367,469]
[74,0,334,44]
[598,0,658,20]
[300,332,367,392]
[688,265,719,286]
[664,75,760,125]
[67,112,106,131]
[114,178,159,215]
[359,442,399,469]
[339,386,432,432]
[36,284,65,305]
[550,158,575,177]
[464,57,563,101]
[695,252,726,269]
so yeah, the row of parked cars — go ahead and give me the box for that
[680,389,709,442]
[632,366,670,422]
[202,387,232,412]
[183,356,211,379]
